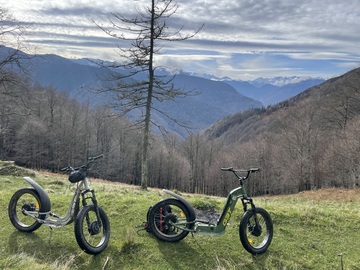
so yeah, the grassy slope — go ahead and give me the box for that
[1,166,360,269]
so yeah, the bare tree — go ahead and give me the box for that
[95,0,202,189]
[0,7,29,85]
[0,7,32,150]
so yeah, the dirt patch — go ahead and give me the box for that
[194,208,220,224]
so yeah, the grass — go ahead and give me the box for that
[1,164,360,269]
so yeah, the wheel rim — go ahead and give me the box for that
[82,210,107,247]
[246,213,270,249]
[153,204,187,238]
[14,193,40,227]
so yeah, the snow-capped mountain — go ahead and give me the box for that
[185,72,326,106]
[250,76,324,87]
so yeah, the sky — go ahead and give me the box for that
[1,0,360,80]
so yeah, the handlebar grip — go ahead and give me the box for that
[88,154,104,161]
[60,166,74,172]
[60,166,70,171]
[221,167,233,171]
[250,168,260,172]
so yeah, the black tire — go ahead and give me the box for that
[148,198,191,242]
[239,207,273,255]
[74,204,110,255]
[8,188,43,232]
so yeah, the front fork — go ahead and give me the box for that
[241,197,261,231]
[241,197,255,212]
[81,189,102,224]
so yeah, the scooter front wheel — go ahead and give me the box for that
[148,198,191,242]
[8,188,43,232]
[239,207,273,255]
[74,204,110,255]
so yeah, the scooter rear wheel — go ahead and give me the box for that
[8,188,43,232]
[148,198,191,242]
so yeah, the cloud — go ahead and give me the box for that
[1,0,360,79]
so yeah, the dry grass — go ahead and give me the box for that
[259,187,360,202]
[297,188,360,201]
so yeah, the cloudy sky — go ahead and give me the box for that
[1,0,360,80]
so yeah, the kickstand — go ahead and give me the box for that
[135,222,149,235]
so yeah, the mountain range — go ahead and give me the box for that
[204,67,360,145]
[1,46,325,138]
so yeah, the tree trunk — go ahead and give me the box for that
[140,0,156,190]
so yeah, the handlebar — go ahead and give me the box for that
[61,154,104,173]
[221,167,259,173]
[221,167,259,182]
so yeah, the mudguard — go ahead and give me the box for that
[23,177,51,214]
[162,189,196,222]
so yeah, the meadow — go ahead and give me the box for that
[0,163,359,269]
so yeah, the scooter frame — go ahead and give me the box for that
[147,167,273,254]
[161,168,257,235]
[8,155,110,255]
[21,175,97,228]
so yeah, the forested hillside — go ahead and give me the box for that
[203,67,360,194]
[1,39,360,197]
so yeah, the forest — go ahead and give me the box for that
[1,66,360,197]
[1,2,360,197]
